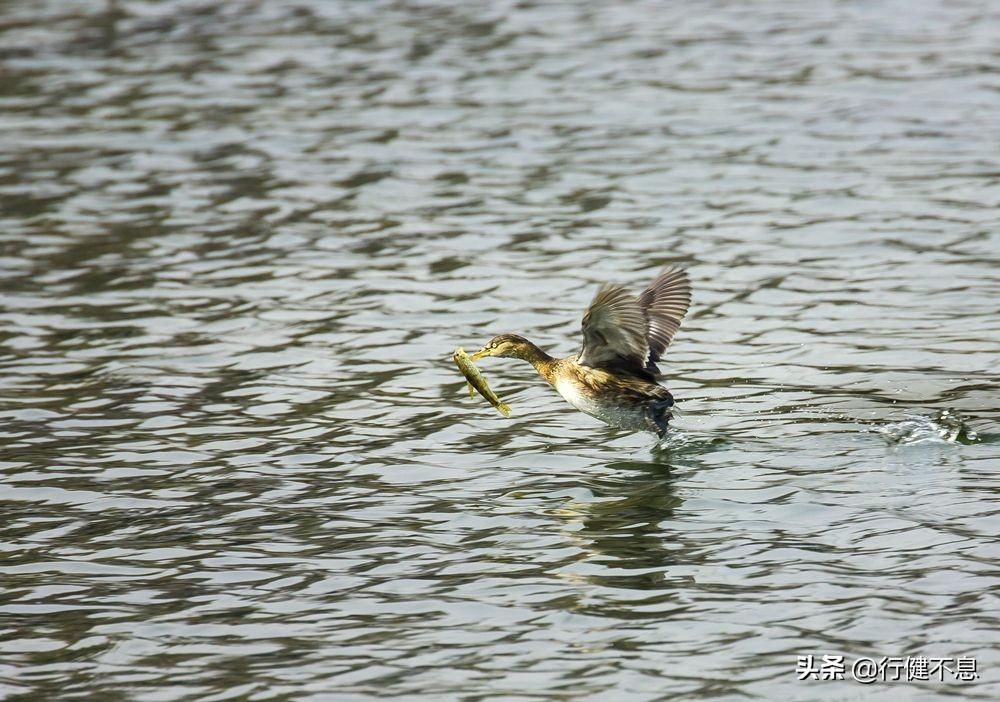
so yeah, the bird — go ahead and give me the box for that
[470,266,691,437]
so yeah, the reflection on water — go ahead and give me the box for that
[565,462,684,587]
[1,0,998,699]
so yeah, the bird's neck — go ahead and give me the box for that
[514,340,555,377]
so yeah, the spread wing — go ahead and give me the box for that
[638,266,691,369]
[578,284,648,368]
[578,266,691,374]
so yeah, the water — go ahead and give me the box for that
[1,1,998,699]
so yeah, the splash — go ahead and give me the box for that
[651,429,729,453]
[876,410,980,446]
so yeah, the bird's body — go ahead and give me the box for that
[550,356,676,434]
[470,267,691,437]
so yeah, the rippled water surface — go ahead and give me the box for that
[1,1,999,699]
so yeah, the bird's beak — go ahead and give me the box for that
[469,347,489,362]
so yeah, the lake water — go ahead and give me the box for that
[0,1,998,700]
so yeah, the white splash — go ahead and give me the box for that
[876,409,979,446]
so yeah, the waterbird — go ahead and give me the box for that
[470,266,691,437]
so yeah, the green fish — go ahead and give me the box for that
[453,347,511,417]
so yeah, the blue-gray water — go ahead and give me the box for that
[1,1,998,700]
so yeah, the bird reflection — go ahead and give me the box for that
[550,458,683,591]
[550,436,728,593]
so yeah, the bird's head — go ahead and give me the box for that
[470,334,533,361]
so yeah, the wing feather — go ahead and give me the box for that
[638,267,691,367]
[577,266,691,374]
[578,284,648,368]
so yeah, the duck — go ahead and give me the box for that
[470,266,691,437]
